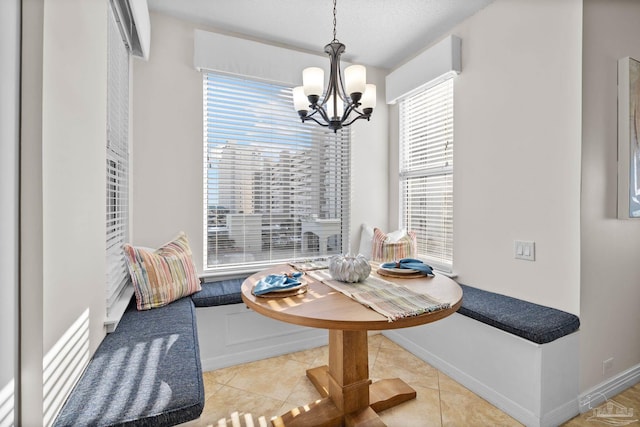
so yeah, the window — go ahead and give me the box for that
[106,7,130,316]
[203,72,350,273]
[399,78,454,271]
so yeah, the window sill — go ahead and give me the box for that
[104,286,134,333]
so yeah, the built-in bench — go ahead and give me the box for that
[53,296,205,427]
[55,275,581,427]
[53,278,245,427]
[457,284,580,344]
[53,276,326,426]
[385,281,581,427]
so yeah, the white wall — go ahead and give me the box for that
[0,0,20,424]
[21,0,109,423]
[390,0,583,314]
[132,12,389,272]
[20,0,45,423]
[580,0,640,393]
[41,0,107,361]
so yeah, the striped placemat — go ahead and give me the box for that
[311,270,450,322]
[289,259,329,271]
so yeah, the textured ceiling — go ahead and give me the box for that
[147,0,494,70]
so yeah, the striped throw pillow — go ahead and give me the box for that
[123,232,201,310]
[371,228,417,263]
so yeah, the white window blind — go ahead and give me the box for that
[106,7,130,314]
[203,72,350,273]
[399,78,454,270]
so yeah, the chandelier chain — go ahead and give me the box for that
[332,0,338,42]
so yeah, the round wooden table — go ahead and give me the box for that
[241,264,462,427]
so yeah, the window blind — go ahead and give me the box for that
[106,7,130,314]
[203,72,350,273]
[399,78,453,270]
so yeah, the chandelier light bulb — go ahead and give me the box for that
[293,86,309,113]
[326,95,344,120]
[344,65,366,100]
[360,84,377,110]
[302,67,324,98]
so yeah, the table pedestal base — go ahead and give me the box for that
[273,361,416,426]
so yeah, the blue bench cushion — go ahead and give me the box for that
[53,296,204,427]
[458,284,580,344]
[190,278,244,307]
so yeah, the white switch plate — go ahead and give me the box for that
[514,240,535,261]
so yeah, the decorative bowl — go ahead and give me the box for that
[328,253,371,283]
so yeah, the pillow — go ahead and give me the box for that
[358,223,374,259]
[371,228,417,263]
[386,228,407,243]
[123,232,201,310]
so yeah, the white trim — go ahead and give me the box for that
[194,29,328,86]
[196,303,327,371]
[385,35,461,105]
[103,286,134,333]
[578,363,640,413]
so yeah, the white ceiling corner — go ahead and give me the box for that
[147,0,495,70]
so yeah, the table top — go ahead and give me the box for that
[241,264,463,331]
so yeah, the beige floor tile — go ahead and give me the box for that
[202,364,242,386]
[562,384,640,426]
[378,384,442,427]
[187,340,639,427]
[196,385,284,426]
[440,389,523,427]
[371,346,439,390]
[378,335,406,350]
[281,344,327,367]
[437,371,474,397]
[202,372,225,401]
[226,355,309,401]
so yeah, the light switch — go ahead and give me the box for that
[514,240,535,261]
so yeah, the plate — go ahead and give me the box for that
[379,266,419,274]
[253,285,308,298]
[376,268,427,279]
[268,282,306,293]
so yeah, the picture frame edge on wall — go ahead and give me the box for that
[617,56,640,219]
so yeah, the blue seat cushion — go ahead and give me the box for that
[458,284,580,344]
[53,296,204,427]
[190,278,244,307]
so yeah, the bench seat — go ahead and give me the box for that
[53,297,204,427]
[385,280,581,427]
[458,283,580,344]
[191,278,244,307]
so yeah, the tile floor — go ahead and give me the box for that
[182,334,639,427]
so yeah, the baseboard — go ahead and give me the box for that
[200,333,327,372]
[578,363,640,413]
[542,398,580,427]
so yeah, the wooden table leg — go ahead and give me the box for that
[275,330,417,426]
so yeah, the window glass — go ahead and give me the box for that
[203,73,350,273]
[399,79,454,271]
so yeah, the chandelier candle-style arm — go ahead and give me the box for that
[292,0,375,132]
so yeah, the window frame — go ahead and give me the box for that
[105,5,133,327]
[202,71,351,275]
[398,78,454,273]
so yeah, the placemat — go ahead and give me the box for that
[311,270,449,322]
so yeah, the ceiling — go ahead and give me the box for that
[147,0,494,70]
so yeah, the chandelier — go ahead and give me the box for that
[293,0,376,132]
